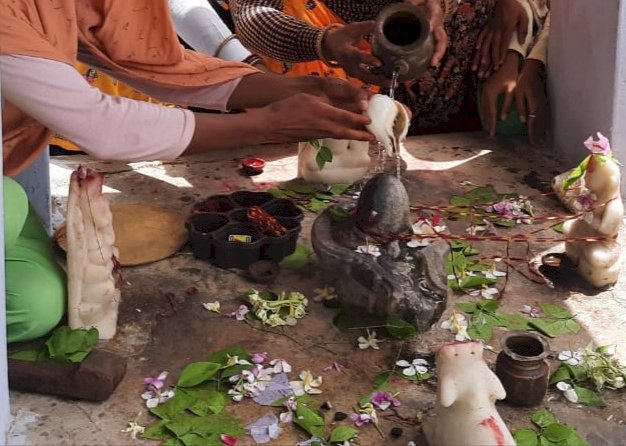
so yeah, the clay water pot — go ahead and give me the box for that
[371,3,434,82]
[495,331,550,407]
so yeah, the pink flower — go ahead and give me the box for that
[251,352,268,364]
[221,434,237,446]
[584,132,611,155]
[322,362,344,373]
[371,391,400,411]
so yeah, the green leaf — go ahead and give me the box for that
[467,319,494,341]
[151,389,198,420]
[207,345,250,366]
[283,182,315,194]
[305,198,329,213]
[44,326,99,363]
[562,156,590,190]
[188,390,227,416]
[549,365,572,385]
[531,408,558,428]
[294,404,326,437]
[329,183,350,195]
[179,433,220,446]
[459,275,496,289]
[329,426,358,443]
[163,439,186,446]
[385,315,418,339]
[189,414,246,437]
[573,385,605,407]
[538,303,573,320]
[280,244,313,269]
[552,223,564,234]
[465,186,497,204]
[530,319,580,338]
[142,420,172,440]
[315,146,333,170]
[479,300,501,313]
[496,313,532,331]
[514,428,539,446]
[450,196,470,206]
[542,424,577,443]
[267,188,287,198]
[566,364,587,382]
[457,302,478,313]
[9,349,45,361]
[177,362,221,387]
[165,414,193,438]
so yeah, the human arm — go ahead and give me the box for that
[472,0,531,78]
[168,0,251,61]
[1,55,373,161]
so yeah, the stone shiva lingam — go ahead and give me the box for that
[311,173,448,331]
[297,94,409,184]
[551,133,623,287]
[423,341,515,446]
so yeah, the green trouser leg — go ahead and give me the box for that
[4,176,66,343]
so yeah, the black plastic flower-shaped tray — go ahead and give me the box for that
[188,191,303,269]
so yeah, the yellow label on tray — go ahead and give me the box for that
[228,234,252,243]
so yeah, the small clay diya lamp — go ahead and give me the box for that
[241,158,266,176]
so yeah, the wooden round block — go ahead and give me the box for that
[55,204,188,266]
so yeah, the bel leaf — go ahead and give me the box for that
[549,365,572,385]
[531,408,558,428]
[315,146,333,170]
[328,183,350,195]
[385,315,418,339]
[178,362,221,387]
[280,244,313,269]
[530,319,580,338]
[142,420,172,440]
[542,424,577,443]
[538,303,573,320]
[329,426,358,443]
[514,429,539,446]
[294,405,326,437]
[457,302,478,313]
[151,389,198,421]
[573,385,606,407]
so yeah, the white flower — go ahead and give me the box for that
[396,358,429,377]
[355,244,381,257]
[228,388,244,402]
[556,382,579,403]
[312,286,338,302]
[121,421,145,440]
[290,370,323,396]
[358,330,382,350]
[202,301,221,313]
[441,312,470,341]
[466,224,488,235]
[270,359,292,374]
[521,305,540,318]
[558,350,583,366]
[142,389,175,408]
[484,265,507,280]
[469,286,499,300]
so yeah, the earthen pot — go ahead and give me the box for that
[495,331,550,407]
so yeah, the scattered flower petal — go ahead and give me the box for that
[121,421,145,440]
[203,301,221,313]
[251,352,268,364]
[229,304,250,321]
[221,434,237,446]
[396,358,429,377]
[246,413,283,444]
[323,362,345,373]
[270,359,292,374]
[355,244,382,257]
[371,391,401,411]
[357,330,382,350]
[441,312,470,341]
[558,350,582,366]
[584,132,611,155]
[312,286,338,302]
[521,305,540,318]
[289,370,323,396]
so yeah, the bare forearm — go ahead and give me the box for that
[184,110,272,154]
[226,72,320,109]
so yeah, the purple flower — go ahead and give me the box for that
[144,371,168,390]
[229,305,250,321]
[251,352,268,364]
[349,412,371,427]
[371,391,401,411]
[584,132,611,155]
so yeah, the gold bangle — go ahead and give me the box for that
[316,24,343,67]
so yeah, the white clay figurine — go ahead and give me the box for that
[553,133,623,287]
[424,341,515,446]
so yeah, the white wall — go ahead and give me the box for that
[549,0,626,195]
[0,74,11,441]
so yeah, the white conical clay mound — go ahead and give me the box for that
[365,94,410,157]
[66,166,121,339]
[297,139,371,184]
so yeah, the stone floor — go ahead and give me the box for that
[8,133,626,446]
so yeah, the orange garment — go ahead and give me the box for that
[0,0,257,176]
[261,0,378,93]
[50,63,171,151]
